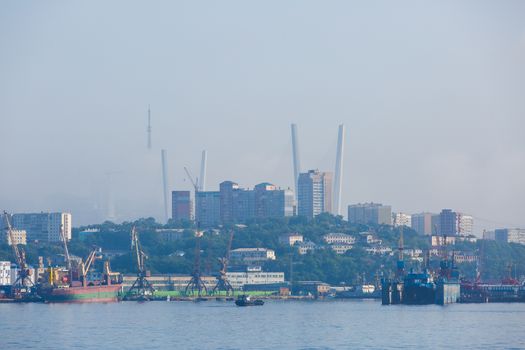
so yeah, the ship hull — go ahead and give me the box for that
[40,285,121,303]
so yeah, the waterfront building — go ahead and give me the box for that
[323,233,356,245]
[171,191,192,221]
[195,191,221,227]
[5,229,27,245]
[347,203,392,225]
[495,228,525,245]
[12,212,71,242]
[0,261,10,286]
[226,266,285,290]
[279,233,303,246]
[393,212,412,228]
[411,213,435,235]
[230,248,276,264]
[297,170,333,219]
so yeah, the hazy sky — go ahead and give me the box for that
[1,1,524,232]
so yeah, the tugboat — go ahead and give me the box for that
[235,294,264,306]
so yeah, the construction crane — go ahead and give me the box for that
[124,226,155,300]
[3,211,35,298]
[212,230,234,296]
[184,167,199,194]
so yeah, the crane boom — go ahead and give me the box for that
[184,167,199,193]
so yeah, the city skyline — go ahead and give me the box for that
[1,2,524,231]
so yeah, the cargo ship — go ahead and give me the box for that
[39,252,122,303]
[461,274,525,303]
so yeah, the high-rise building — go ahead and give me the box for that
[393,213,412,228]
[411,213,435,235]
[297,170,333,219]
[456,213,474,236]
[219,181,239,225]
[348,203,392,225]
[254,183,294,218]
[12,212,71,242]
[5,229,27,245]
[195,191,221,227]
[171,191,192,222]
[495,228,525,245]
[439,209,457,236]
[47,213,72,242]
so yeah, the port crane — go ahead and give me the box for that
[212,230,234,296]
[124,226,155,300]
[79,249,101,287]
[185,229,208,298]
[3,211,35,298]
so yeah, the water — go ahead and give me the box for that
[1,300,524,349]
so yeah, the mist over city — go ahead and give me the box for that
[1,2,524,230]
[1,2,525,350]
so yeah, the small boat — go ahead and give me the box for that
[235,294,264,306]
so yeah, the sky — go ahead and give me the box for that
[1,1,524,232]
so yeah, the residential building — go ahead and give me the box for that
[47,213,72,242]
[431,235,456,247]
[431,214,441,235]
[483,230,496,240]
[254,183,294,218]
[393,212,412,227]
[323,233,356,245]
[195,191,221,227]
[411,213,435,235]
[230,248,276,264]
[495,228,525,245]
[439,209,457,236]
[297,241,317,255]
[279,233,303,246]
[12,212,71,242]
[330,244,353,254]
[297,170,333,219]
[5,229,27,245]
[457,213,474,236]
[171,191,192,221]
[348,203,392,225]
[156,228,185,242]
[365,246,393,255]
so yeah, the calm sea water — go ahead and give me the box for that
[1,300,524,349]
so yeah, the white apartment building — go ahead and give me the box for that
[323,233,356,245]
[456,214,473,236]
[279,233,304,246]
[330,244,353,255]
[393,212,412,228]
[48,213,72,242]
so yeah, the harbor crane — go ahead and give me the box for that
[124,226,155,300]
[185,228,208,298]
[212,230,234,296]
[79,249,101,287]
[3,211,36,299]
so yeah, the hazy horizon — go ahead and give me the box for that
[1,1,524,232]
